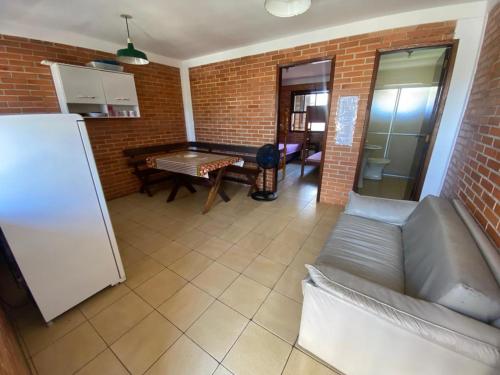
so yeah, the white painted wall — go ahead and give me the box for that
[420,13,488,198]
[180,64,196,141]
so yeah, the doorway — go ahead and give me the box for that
[274,58,334,201]
[356,46,453,200]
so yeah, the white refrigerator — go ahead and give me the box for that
[0,114,125,322]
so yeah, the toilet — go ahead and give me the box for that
[364,158,391,180]
[358,144,383,188]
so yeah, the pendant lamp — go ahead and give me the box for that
[116,14,149,65]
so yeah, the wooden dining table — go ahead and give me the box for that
[146,150,243,213]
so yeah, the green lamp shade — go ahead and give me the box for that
[117,42,149,65]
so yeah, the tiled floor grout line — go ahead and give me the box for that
[23,165,339,374]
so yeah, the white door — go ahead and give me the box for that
[58,65,106,104]
[0,114,122,322]
[100,71,139,106]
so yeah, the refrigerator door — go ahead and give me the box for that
[0,114,124,322]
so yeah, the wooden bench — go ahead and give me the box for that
[188,142,260,196]
[124,142,261,197]
[123,142,188,196]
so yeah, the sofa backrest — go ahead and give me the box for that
[402,196,500,323]
[452,199,500,284]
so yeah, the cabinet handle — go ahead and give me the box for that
[77,95,96,99]
[115,98,130,101]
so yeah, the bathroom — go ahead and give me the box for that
[357,46,452,200]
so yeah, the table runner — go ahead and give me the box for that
[147,151,243,178]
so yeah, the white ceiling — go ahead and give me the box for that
[282,60,331,85]
[379,48,447,70]
[0,0,478,60]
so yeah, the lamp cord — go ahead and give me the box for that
[125,17,131,39]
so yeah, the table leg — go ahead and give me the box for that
[167,175,181,202]
[218,188,230,202]
[203,167,226,214]
[181,176,197,193]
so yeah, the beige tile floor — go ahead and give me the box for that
[14,163,343,375]
[358,175,414,200]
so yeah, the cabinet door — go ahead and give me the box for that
[100,71,139,106]
[57,65,106,104]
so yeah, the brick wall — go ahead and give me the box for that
[442,3,499,247]
[189,21,456,204]
[279,82,328,145]
[0,34,186,199]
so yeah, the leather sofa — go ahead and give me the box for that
[298,192,500,375]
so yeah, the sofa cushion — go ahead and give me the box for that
[345,191,418,226]
[316,213,404,292]
[403,196,500,322]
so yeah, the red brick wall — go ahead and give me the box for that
[189,21,456,204]
[442,4,499,247]
[0,34,186,199]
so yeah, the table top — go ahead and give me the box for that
[147,151,242,177]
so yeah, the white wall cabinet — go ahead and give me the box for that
[50,63,140,118]
[56,65,106,105]
[100,71,138,106]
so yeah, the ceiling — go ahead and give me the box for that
[379,47,448,70]
[282,60,331,85]
[0,0,478,60]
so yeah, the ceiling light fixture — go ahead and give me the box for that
[264,0,311,18]
[116,14,149,65]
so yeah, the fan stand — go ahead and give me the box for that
[251,168,277,201]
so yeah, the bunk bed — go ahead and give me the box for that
[301,105,327,177]
[278,107,302,180]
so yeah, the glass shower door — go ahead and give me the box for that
[385,86,438,177]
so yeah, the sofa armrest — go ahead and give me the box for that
[344,191,418,225]
[306,264,500,368]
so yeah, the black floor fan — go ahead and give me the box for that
[251,144,280,201]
